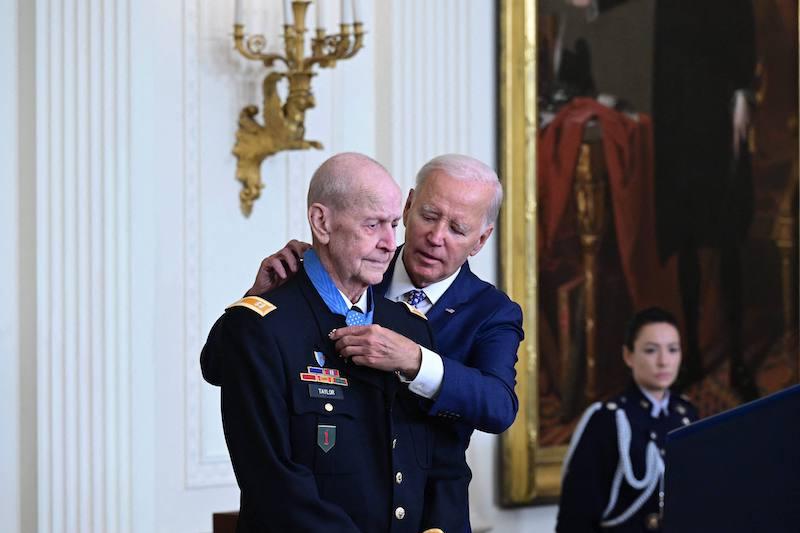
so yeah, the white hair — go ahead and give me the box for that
[415,154,503,227]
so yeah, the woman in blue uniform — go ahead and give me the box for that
[556,307,699,532]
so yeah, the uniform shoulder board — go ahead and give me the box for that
[226,296,276,317]
[401,301,427,320]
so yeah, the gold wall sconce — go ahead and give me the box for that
[232,0,365,216]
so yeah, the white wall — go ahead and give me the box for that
[1,0,37,532]
[0,3,21,530]
[1,0,557,531]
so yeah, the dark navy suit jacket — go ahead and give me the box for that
[375,250,524,533]
[376,249,523,438]
[210,268,466,532]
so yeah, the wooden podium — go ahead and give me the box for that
[212,511,238,533]
[664,384,800,532]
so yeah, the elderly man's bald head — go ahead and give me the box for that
[306,152,402,301]
[307,152,395,212]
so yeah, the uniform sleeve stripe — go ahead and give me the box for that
[226,296,277,317]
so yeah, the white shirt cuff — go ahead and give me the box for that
[399,346,444,400]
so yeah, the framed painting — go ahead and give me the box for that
[499,0,800,506]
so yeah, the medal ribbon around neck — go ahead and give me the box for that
[303,249,374,326]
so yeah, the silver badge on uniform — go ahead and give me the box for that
[314,350,326,367]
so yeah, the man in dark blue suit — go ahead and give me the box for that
[206,153,464,532]
[205,154,524,530]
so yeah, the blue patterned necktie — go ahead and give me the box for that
[405,289,427,308]
[303,249,374,325]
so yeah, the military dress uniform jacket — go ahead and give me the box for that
[211,269,466,533]
[203,250,525,439]
[556,383,699,533]
[200,250,523,532]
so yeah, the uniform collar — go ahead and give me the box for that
[638,386,670,418]
[624,381,671,418]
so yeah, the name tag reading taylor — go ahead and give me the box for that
[309,384,344,400]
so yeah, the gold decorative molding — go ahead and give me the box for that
[232,1,365,216]
[499,0,544,506]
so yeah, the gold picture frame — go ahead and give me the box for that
[498,0,800,507]
[498,0,559,507]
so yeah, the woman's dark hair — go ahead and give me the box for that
[623,307,679,350]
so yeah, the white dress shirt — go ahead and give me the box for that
[384,250,461,399]
[337,287,368,312]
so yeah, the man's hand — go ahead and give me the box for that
[331,325,423,378]
[245,240,311,296]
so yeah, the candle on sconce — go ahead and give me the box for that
[341,0,353,25]
[230,0,366,216]
[315,0,325,30]
[283,0,294,26]
[234,0,243,24]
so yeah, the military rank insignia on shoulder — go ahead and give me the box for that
[226,296,276,317]
[401,301,427,320]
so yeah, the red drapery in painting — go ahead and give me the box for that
[538,97,681,314]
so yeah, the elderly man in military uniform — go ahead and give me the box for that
[204,154,524,533]
[206,153,463,532]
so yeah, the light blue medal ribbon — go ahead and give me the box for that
[303,249,374,326]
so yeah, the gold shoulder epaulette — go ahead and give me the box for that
[402,301,427,320]
[226,296,276,317]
